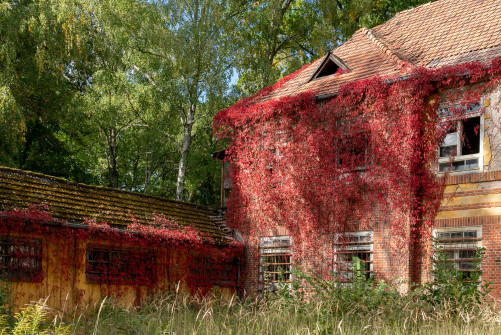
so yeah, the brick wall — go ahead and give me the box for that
[238,85,501,298]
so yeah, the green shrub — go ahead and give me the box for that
[422,245,491,307]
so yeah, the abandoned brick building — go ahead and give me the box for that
[215,0,501,299]
[2,0,501,312]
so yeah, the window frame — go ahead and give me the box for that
[258,236,292,294]
[0,237,42,282]
[85,244,156,285]
[432,226,482,277]
[438,102,484,174]
[333,231,374,283]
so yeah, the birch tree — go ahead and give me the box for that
[132,0,234,201]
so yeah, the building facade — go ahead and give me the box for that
[0,167,242,311]
[215,0,501,300]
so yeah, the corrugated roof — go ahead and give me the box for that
[252,0,501,102]
[0,166,229,242]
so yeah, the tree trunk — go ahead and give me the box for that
[175,105,195,201]
[106,128,119,188]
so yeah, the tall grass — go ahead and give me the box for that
[1,287,500,334]
[3,254,501,334]
[71,256,501,335]
[69,289,501,335]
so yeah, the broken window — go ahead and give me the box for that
[333,231,373,283]
[258,236,291,294]
[438,103,483,172]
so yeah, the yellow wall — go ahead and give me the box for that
[3,232,236,312]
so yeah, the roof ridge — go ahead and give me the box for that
[0,166,217,213]
[395,0,435,15]
[360,27,415,69]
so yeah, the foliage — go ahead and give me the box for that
[70,287,501,334]
[0,0,442,206]
[0,0,234,203]
[423,246,491,307]
[230,0,433,96]
[0,299,72,335]
[0,0,96,182]
[318,0,434,44]
[267,252,494,334]
[0,279,11,317]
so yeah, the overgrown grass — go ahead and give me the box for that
[69,290,501,335]
[3,254,501,334]
[1,286,501,334]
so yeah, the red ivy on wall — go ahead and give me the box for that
[214,57,501,280]
[0,204,244,298]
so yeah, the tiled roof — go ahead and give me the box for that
[254,0,501,102]
[0,167,229,242]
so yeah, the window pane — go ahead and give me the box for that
[459,250,475,259]
[459,261,476,270]
[464,231,477,238]
[440,131,458,158]
[464,159,479,170]
[461,117,480,155]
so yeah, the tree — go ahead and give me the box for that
[0,0,96,182]
[129,0,234,201]
[231,0,434,95]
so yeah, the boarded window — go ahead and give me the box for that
[86,245,155,285]
[0,237,42,282]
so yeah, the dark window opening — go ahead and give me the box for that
[310,53,349,81]
[86,245,155,285]
[438,115,481,172]
[188,254,238,288]
[461,116,480,155]
[0,238,42,282]
[316,59,340,78]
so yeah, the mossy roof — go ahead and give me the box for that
[0,167,227,241]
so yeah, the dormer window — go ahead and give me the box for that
[310,52,350,81]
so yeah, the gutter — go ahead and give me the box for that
[0,214,234,246]
[315,71,478,102]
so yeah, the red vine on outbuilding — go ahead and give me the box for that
[0,204,244,300]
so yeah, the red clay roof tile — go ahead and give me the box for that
[250,0,501,103]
